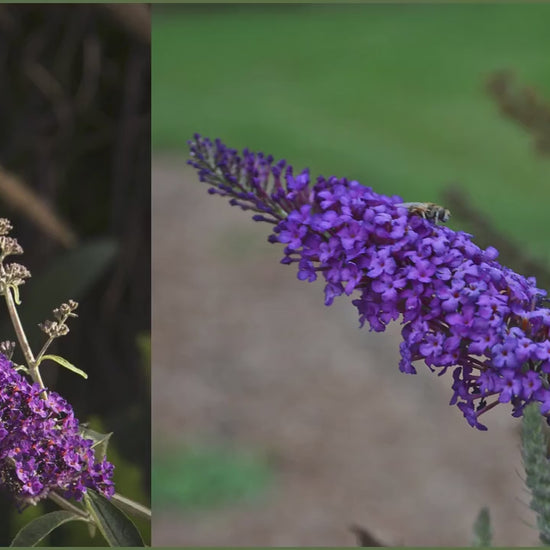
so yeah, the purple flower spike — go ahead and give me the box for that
[0,355,114,504]
[189,134,550,430]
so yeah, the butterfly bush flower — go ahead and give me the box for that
[0,354,114,504]
[188,134,550,431]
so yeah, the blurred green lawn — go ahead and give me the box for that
[153,4,550,265]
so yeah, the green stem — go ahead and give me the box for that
[49,492,91,520]
[36,309,74,364]
[35,336,55,365]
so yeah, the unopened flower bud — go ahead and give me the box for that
[53,301,79,322]
[0,219,13,237]
[0,237,23,259]
[39,320,69,339]
[1,263,30,288]
[0,341,15,360]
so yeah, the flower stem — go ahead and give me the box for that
[35,336,55,365]
[49,491,90,520]
[3,285,45,390]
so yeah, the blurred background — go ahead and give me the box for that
[0,4,150,546]
[152,4,550,546]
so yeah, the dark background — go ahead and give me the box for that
[0,4,150,545]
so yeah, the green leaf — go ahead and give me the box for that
[521,402,550,546]
[10,510,86,547]
[79,426,113,459]
[84,490,145,547]
[471,507,492,547]
[38,354,88,379]
[10,285,21,306]
[110,493,151,522]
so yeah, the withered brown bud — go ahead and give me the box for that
[0,341,15,360]
[0,237,23,259]
[53,300,79,321]
[40,299,78,341]
[1,263,31,287]
[39,320,70,339]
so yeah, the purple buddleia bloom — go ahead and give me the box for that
[189,134,550,430]
[0,354,114,505]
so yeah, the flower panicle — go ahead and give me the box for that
[0,354,114,504]
[189,133,550,431]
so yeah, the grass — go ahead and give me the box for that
[153,4,550,263]
[152,444,273,510]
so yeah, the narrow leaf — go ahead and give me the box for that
[111,493,151,522]
[471,507,492,547]
[84,490,145,547]
[79,426,113,459]
[521,402,550,545]
[39,354,88,379]
[10,510,86,547]
[11,285,21,305]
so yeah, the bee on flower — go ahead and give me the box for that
[397,202,451,224]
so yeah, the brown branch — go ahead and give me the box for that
[98,4,150,45]
[0,165,77,248]
[350,524,386,547]
[487,70,550,156]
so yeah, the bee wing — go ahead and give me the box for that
[396,202,421,208]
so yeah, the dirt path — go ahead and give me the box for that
[152,156,537,546]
